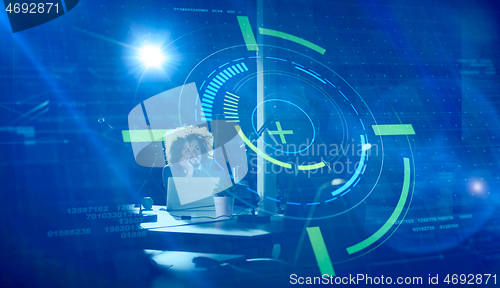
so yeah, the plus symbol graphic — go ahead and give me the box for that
[268,121,294,144]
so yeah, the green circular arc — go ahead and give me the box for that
[346,157,411,254]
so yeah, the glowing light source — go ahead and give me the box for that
[473,182,482,192]
[140,46,165,67]
[466,177,489,198]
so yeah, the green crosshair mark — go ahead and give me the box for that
[268,121,293,144]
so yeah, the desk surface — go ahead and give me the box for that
[140,206,283,256]
[142,206,283,235]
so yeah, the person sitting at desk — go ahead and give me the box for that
[162,125,231,189]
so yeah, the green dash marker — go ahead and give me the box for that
[306,227,335,277]
[372,124,415,136]
[346,157,411,254]
[122,129,173,143]
[237,16,258,51]
[259,28,326,55]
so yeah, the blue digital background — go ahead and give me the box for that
[1,0,500,286]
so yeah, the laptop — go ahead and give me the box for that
[166,177,220,212]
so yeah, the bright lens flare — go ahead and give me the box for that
[466,177,489,198]
[140,46,165,67]
[473,182,482,192]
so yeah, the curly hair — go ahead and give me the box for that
[163,125,213,164]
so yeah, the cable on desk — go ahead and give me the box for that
[142,219,227,230]
[170,207,249,220]
[169,214,228,220]
[143,207,252,230]
[159,205,215,212]
[233,207,250,218]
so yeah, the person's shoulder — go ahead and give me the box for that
[165,163,185,177]
[202,159,228,177]
[201,158,215,169]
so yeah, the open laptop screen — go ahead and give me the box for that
[166,177,220,210]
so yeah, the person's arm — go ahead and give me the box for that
[184,169,194,177]
[179,157,194,177]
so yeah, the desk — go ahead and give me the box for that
[141,206,283,257]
